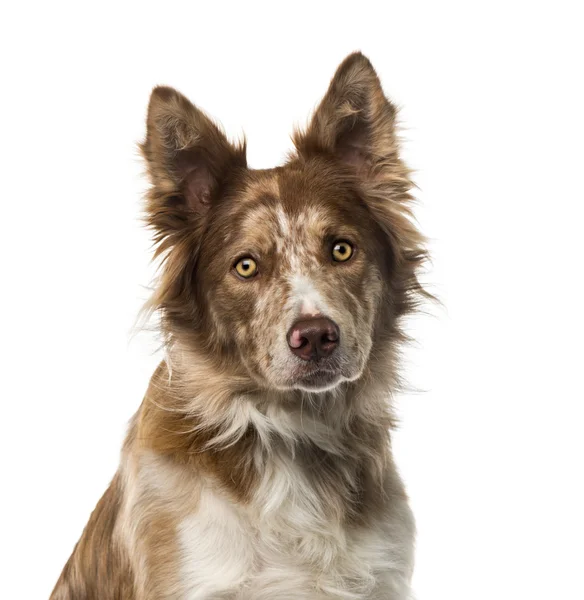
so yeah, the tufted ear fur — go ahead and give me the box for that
[141,86,246,251]
[293,52,399,179]
[294,53,429,314]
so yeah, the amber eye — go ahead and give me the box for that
[332,241,354,262]
[234,257,258,279]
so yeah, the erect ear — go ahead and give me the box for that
[141,86,246,245]
[295,53,428,300]
[293,53,398,178]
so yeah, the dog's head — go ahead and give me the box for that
[142,53,426,394]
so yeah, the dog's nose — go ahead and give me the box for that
[287,317,340,361]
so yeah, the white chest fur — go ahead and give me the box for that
[174,455,414,600]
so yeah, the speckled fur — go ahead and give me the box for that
[51,53,428,600]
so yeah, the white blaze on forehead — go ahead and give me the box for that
[276,206,290,237]
[274,205,327,244]
[289,273,326,317]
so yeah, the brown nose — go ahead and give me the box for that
[287,317,340,361]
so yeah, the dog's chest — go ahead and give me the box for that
[175,462,398,600]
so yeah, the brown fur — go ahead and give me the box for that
[51,52,427,599]
[51,473,135,600]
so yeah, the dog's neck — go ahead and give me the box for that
[133,344,396,509]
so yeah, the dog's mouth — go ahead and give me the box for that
[297,370,341,391]
[291,364,344,392]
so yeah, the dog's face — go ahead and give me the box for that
[142,53,424,393]
[198,165,388,392]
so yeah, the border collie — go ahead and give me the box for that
[52,52,427,600]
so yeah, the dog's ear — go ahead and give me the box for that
[293,53,398,178]
[141,86,246,248]
[295,53,427,309]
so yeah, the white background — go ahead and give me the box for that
[1,2,583,598]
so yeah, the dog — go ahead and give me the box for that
[51,52,427,600]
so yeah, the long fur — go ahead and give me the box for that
[51,52,428,600]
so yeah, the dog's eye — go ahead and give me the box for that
[332,241,354,262]
[234,257,259,279]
